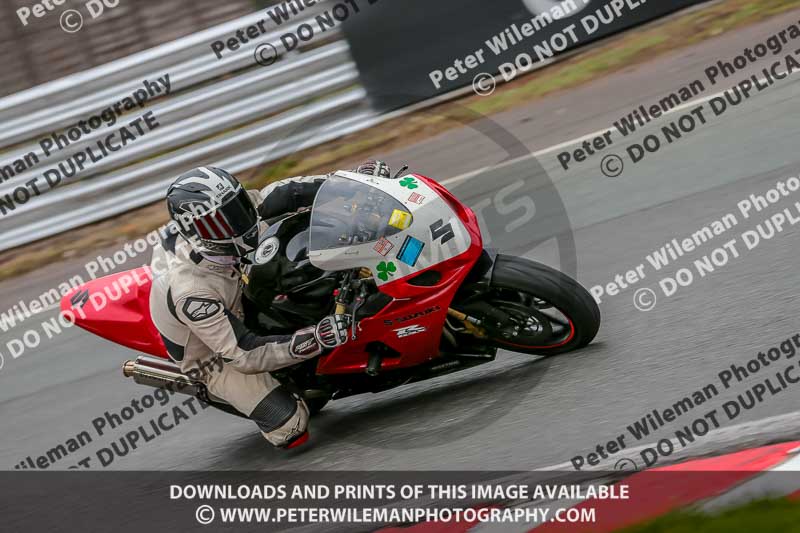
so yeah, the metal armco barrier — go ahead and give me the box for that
[0,0,711,252]
[0,0,389,252]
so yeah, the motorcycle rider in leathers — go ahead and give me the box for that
[149,161,391,448]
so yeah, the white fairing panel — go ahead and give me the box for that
[308,171,471,285]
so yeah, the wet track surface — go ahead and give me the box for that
[3,11,800,472]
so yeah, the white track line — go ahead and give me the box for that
[441,69,796,187]
[437,72,800,472]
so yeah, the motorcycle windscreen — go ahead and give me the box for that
[308,175,411,272]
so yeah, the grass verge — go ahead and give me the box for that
[619,497,800,533]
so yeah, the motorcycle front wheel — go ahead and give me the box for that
[479,255,600,356]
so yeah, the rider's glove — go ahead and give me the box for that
[354,159,391,179]
[288,315,350,359]
[316,314,350,349]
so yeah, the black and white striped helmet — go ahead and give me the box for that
[166,166,260,258]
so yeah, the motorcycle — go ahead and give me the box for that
[61,171,600,416]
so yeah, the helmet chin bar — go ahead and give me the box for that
[232,223,260,258]
[201,254,239,266]
[190,221,261,260]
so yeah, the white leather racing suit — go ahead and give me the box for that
[149,176,325,447]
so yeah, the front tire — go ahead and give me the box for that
[482,255,600,355]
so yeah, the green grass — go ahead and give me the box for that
[250,0,800,187]
[468,0,800,116]
[620,498,800,533]
[469,33,670,116]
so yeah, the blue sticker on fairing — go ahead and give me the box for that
[396,236,424,267]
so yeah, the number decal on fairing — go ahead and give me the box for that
[429,219,455,245]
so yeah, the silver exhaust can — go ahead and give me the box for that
[122,355,204,397]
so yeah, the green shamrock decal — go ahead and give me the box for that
[376,261,397,282]
[399,177,418,189]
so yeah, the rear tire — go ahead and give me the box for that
[485,255,600,355]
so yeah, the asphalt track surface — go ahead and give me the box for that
[3,10,800,473]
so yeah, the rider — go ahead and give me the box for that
[148,161,390,448]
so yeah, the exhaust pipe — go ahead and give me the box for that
[123,356,333,416]
[122,355,204,397]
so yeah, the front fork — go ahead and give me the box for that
[447,308,488,339]
[445,248,505,340]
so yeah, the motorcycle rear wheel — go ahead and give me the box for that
[481,254,600,355]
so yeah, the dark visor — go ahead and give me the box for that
[192,188,257,241]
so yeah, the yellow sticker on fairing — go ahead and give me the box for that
[388,209,412,230]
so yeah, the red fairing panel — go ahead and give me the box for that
[60,267,168,358]
[61,176,483,372]
[315,175,484,375]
